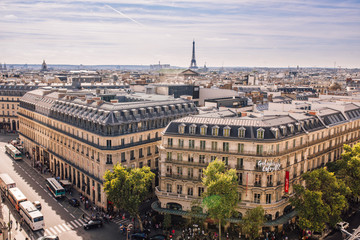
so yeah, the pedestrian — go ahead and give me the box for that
[15,220,18,229]
[82,213,85,219]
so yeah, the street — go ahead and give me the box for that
[0,134,125,240]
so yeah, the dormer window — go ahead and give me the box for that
[288,124,294,133]
[200,125,208,135]
[271,127,279,138]
[223,126,231,137]
[257,128,265,139]
[189,124,196,135]
[178,124,185,134]
[238,127,246,138]
[280,126,287,135]
[295,122,301,131]
[212,126,219,136]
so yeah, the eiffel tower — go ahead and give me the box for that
[189,40,198,69]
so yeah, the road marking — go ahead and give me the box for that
[58,203,63,207]
[70,213,75,218]
[40,186,44,189]
[48,227,57,235]
[58,224,66,232]
[64,208,69,212]
[66,222,74,230]
[78,219,86,225]
[53,225,62,234]
[69,221,78,228]
[73,219,82,227]
[62,223,71,231]
[45,229,52,235]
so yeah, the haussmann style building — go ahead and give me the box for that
[18,87,197,210]
[154,103,360,230]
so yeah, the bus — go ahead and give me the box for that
[8,187,27,211]
[19,201,44,231]
[0,173,16,195]
[46,178,65,198]
[5,144,22,160]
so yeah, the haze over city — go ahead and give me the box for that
[1,0,359,68]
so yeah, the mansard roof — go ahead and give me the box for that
[164,106,353,141]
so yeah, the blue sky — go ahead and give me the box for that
[0,0,359,68]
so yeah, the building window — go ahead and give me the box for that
[211,141,218,151]
[200,140,206,150]
[189,140,195,149]
[130,150,135,160]
[188,168,193,178]
[237,158,243,169]
[257,128,265,139]
[139,148,143,158]
[106,154,112,164]
[222,157,228,165]
[166,166,172,174]
[139,162,143,168]
[267,175,273,187]
[199,155,205,163]
[166,152,172,161]
[200,125,207,135]
[155,158,159,168]
[155,146,159,154]
[178,124,185,134]
[198,187,204,197]
[178,139,184,148]
[254,193,261,204]
[256,145,263,155]
[254,174,261,186]
[238,143,244,153]
[212,126,219,136]
[211,156,216,162]
[238,127,246,138]
[121,152,126,162]
[266,194,271,204]
[188,187,193,196]
[223,127,230,137]
[147,146,151,156]
[166,184,172,193]
[168,138,173,147]
[237,173,243,185]
[177,153,183,161]
[293,139,296,148]
[177,167,183,176]
[188,154,194,162]
[177,185,183,194]
[189,125,196,134]
[97,183,101,202]
[106,140,111,148]
[223,142,229,152]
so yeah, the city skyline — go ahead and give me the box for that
[0,0,359,68]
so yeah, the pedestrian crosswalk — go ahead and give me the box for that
[33,218,88,238]
[113,217,132,227]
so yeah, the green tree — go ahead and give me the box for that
[291,168,350,231]
[240,206,265,240]
[103,164,155,231]
[201,159,239,239]
[331,144,360,198]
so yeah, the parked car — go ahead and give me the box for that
[33,201,42,210]
[149,234,167,240]
[336,221,349,230]
[131,233,147,240]
[83,219,103,230]
[37,236,59,240]
[68,198,80,207]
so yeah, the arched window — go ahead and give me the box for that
[257,128,265,139]
[238,127,246,138]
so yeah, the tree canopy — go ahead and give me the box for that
[240,206,265,240]
[329,144,360,198]
[201,159,239,239]
[103,164,155,231]
[291,167,350,231]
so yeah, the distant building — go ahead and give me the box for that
[41,60,48,72]
[204,96,248,109]
[189,40,198,69]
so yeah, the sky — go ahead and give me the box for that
[0,0,360,68]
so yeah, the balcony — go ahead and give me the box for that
[165,158,208,167]
[165,173,202,182]
[267,182,273,187]
[254,182,261,187]
[236,164,244,170]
